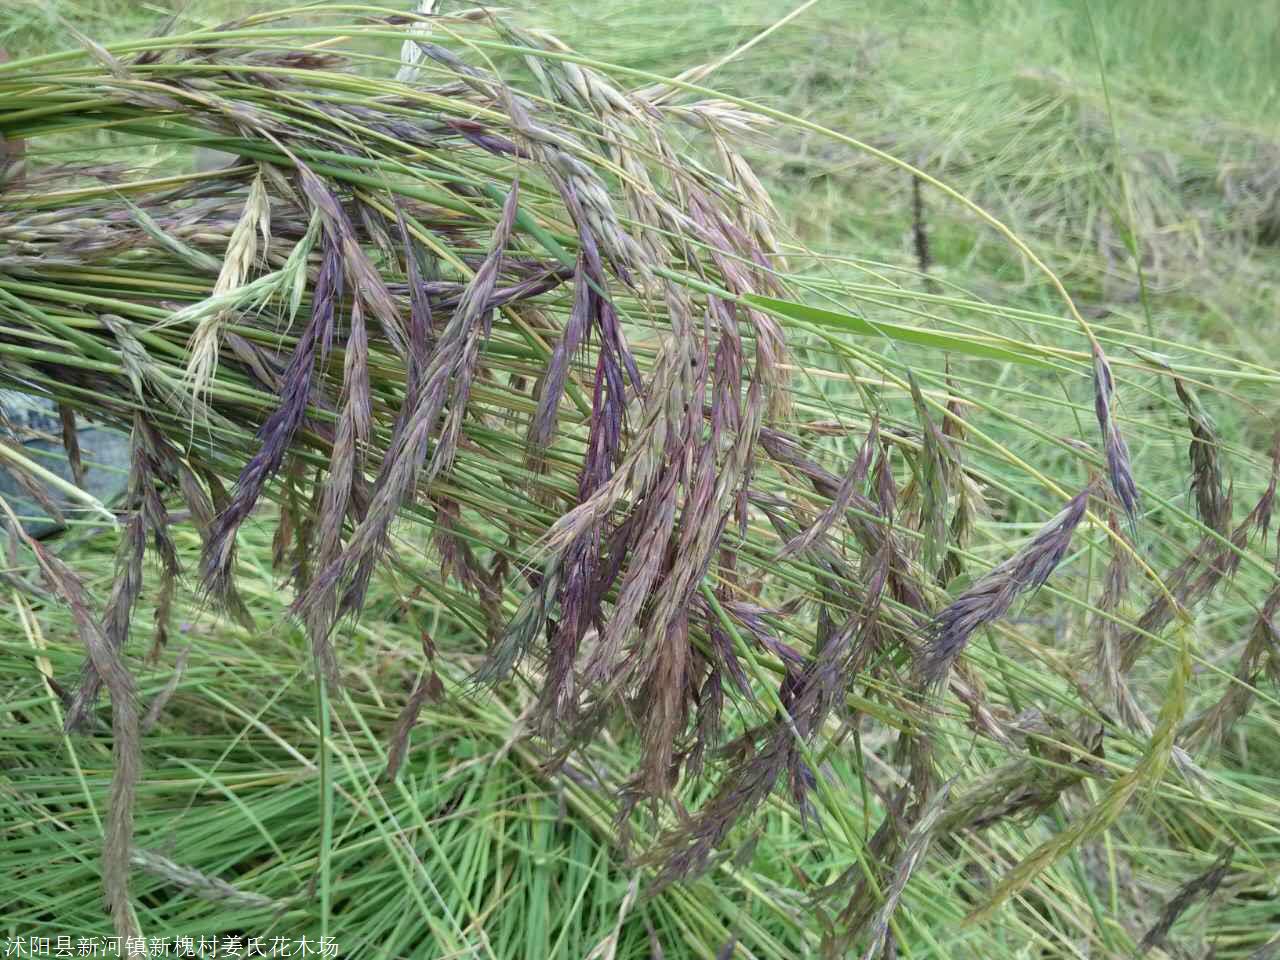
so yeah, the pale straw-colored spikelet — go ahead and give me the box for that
[185,172,270,410]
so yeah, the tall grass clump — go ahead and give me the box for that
[2,4,1279,955]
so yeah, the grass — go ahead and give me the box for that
[2,1,1279,957]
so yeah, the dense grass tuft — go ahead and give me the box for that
[2,2,1279,956]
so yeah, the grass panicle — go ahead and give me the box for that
[1,3,1279,955]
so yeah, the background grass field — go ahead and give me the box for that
[3,1,1279,957]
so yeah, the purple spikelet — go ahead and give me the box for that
[1093,347,1140,535]
[920,486,1092,686]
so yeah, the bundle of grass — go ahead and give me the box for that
[3,4,1280,955]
